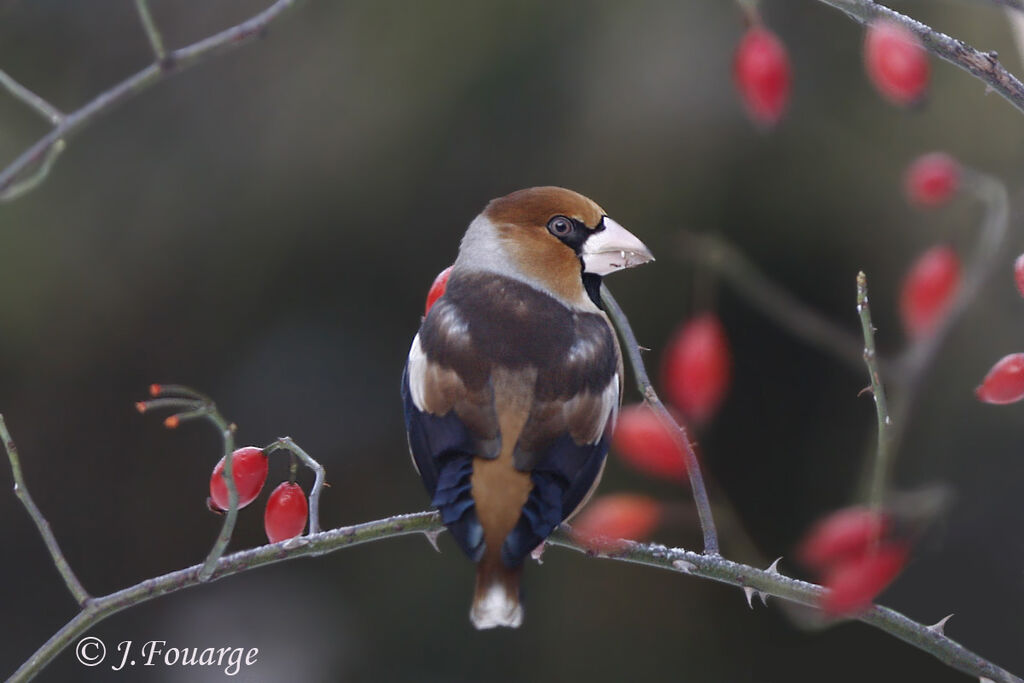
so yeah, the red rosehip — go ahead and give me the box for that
[797,507,888,572]
[661,314,732,423]
[611,404,688,481]
[797,505,911,617]
[733,25,792,127]
[976,353,1024,404]
[899,245,960,339]
[904,153,960,207]
[1014,253,1024,299]
[425,265,453,316]
[264,482,309,543]
[570,494,661,553]
[208,447,269,511]
[864,20,929,106]
[821,544,909,616]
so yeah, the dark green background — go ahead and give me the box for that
[1,1,1023,681]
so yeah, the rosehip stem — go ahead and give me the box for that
[677,230,874,374]
[600,284,720,556]
[0,415,91,607]
[856,272,893,511]
[264,437,325,535]
[884,171,1009,468]
[194,405,238,581]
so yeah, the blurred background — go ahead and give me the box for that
[1,1,1023,681]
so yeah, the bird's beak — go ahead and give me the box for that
[581,217,655,276]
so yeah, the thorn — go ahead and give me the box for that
[765,557,783,574]
[423,529,443,553]
[163,415,179,429]
[743,586,755,609]
[282,535,310,550]
[758,591,769,607]
[135,401,147,414]
[149,383,162,397]
[928,614,954,635]
[857,385,873,397]
[531,542,546,564]
[638,345,651,353]
[672,559,695,574]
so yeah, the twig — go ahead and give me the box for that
[137,387,240,581]
[8,510,1020,683]
[856,272,893,509]
[0,69,64,124]
[814,0,1024,115]
[0,0,302,201]
[0,140,65,202]
[677,230,870,373]
[1,415,91,607]
[601,284,720,556]
[133,0,167,63]
[264,437,326,534]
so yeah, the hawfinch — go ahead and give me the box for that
[402,187,653,629]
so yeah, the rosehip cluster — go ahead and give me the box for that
[208,446,309,544]
[797,506,911,616]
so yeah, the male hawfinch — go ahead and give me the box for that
[402,187,653,628]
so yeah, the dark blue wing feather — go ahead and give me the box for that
[402,364,484,561]
[500,432,610,568]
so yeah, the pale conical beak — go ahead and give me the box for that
[581,216,655,276]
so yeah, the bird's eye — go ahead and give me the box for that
[547,216,573,237]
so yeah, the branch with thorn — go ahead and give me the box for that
[4,283,1021,682]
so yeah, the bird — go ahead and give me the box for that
[401,186,653,629]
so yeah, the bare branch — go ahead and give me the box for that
[133,0,168,63]
[601,285,720,555]
[0,0,302,201]
[1,415,90,607]
[815,0,1024,115]
[0,69,64,125]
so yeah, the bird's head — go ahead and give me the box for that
[455,186,654,308]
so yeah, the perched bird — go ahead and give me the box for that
[402,187,653,628]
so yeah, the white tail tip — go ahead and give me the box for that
[470,583,523,629]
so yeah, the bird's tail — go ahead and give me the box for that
[470,555,523,629]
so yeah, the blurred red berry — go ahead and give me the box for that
[864,20,929,106]
[904,153,960,207]
[899,245,960,339]
[976,353,1024,404]
[209,447,269,511]
[821,545,909,616]
[425,265,453,316]
[612,404,688,481]
[264,482,309,543]
[571,494,661,553]
[661,314,731,423]
[733,25,792,127]
[797,505,910,617]
[797,507,888,572]
[1014,254,1024,298]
